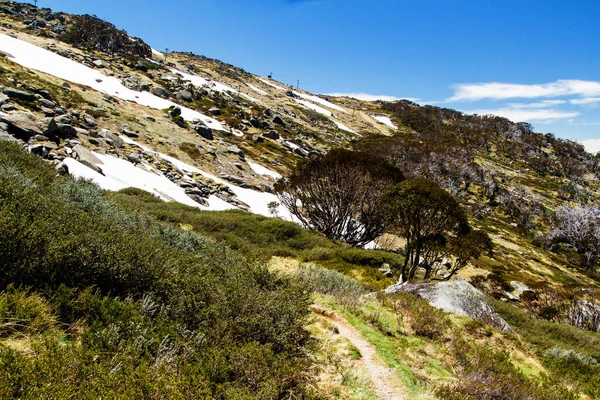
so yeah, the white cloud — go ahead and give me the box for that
[570,97,600,105]
[448,79,600,102]
[325,92,420,102]
[580,139,600,154]
[465,108,579,122]
[506,100,567,109]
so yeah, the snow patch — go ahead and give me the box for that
[292,91,348,113]
[257,77,286,90]
[372,115,397,129]
[0,34,225,131]
[246,83,268,96]
[248,161,282,180]
[295,99,334,117]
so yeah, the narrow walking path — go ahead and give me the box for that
[312,304,407,400]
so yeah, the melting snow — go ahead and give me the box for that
[0,34,225,131]
[295,99,334,117]
[170,68,262,104]
[294,99,358,134]
[257,77,287,90]
[332,120,359,135]
[248,161,282,180]
[372,115,397,129]
[170,67,237,94]
[110,138,293,219]
[292,91,348,113]
[63,153,204,208]
[246,83,268,96]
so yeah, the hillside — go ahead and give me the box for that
[0,2,599,399]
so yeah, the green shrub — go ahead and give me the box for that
[437,339,575,400]
[0,286,57,338]
[391,293,450,339]
[296,264,367,302]
[0,141,312,398]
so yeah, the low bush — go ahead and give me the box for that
[437,339,575,400]
[0,141,312,398]
[391,293,450,339]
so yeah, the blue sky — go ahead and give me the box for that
[39,0,600,149]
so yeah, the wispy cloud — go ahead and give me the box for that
[448,79,600,102]
[506,100,567,109]
[325,92,420,102]
[570,97,600,105]
[464,107,579,122]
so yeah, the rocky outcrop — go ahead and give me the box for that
[386,280,514,333]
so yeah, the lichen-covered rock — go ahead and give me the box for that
[385,279,514,333]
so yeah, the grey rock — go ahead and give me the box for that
[41,107,55,116]
[61,82,71,89]
[54,114,72,125]
[194,125,213,140]
[98,129,124,147]
[37,90,53,101]
[263,130,280,140]
[208,107,221,116]
[143,114,155,122]
[294,147,309,157]
[92,59,104,68]
[29,144,46,156]
[121,128,139,138]
[42,141,58,150]
[176,90,193,102]
[151,86,169,98]
[273,115,285,126]
[1,104,16,111]
[72,144,103,174]
[227,145,244,158]
[253,134,264,143]
[74,127,90,136]
[128,153,141,163]
[0,111,43,139]
[385,280,514,333]
[0,94,9,105]
[249,117,261,128]
[57,124,77,139]
[83,114,96,127]
[169,106,182,117]
[39,98,56,108]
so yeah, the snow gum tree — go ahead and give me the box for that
[274,149,404,247]
[382,178,492,282]
[548,204,600,270]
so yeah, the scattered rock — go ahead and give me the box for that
[263,130,280,140]
[3,87,35,102]
[273,115,285,126]
[209,107,222,116]
[121,128,139,138]
[72,144,103,174]
[194,125,213,140]
[0,111,43,140]
[253,134,264,143]
[176,90,193,102]
[151,86,169,98]
[227,145,244,158]
[98,129,124,147]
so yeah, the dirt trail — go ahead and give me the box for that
[312,305,407,400]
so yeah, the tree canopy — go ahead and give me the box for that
[275,149,404,247]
